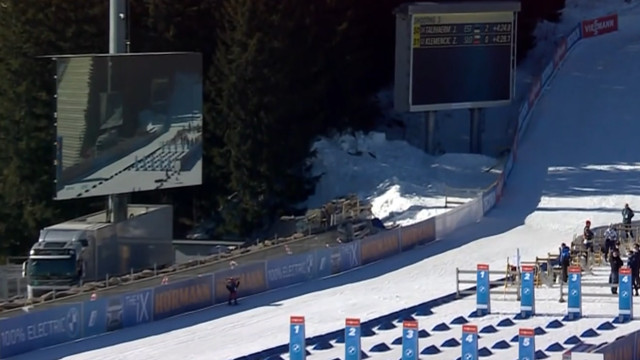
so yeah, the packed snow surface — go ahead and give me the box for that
[12,1,640,360]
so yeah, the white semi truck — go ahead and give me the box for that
[23,204,174,299]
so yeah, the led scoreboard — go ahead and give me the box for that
[394,2,521,112]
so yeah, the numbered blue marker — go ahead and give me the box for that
[618,267,633,323]
[520,265,535,318]
[518,328,535,360]
[345,318,361,360]
[567,266,582,320]
[402,320,419,360]
[476,264,491,316]
[289,316,306,360]
[461,324,478,360]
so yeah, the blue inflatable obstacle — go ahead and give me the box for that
[450,316,468,325]
[480,325,498,334]
[432,322,451,332]
[478,347,493,356]
[580,328,599,338]
[420,345,440,355]
[396,314,416,323]
[534,326,547,335]
[545,342,565,352]
[312,340,333,350]
[415,306,434,316]
[496,318,515,327]
[376,321,396,330]
[369,342,391,352]
[361,326,376,337]
[441,338,461,347]
[535,349,549,359]
[545,320,564,329]
[563,335,582,345]
[597,321,616,331]
[264,356,284,360]
[491,340,511,349]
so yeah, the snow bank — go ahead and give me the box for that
[305,132,500,226]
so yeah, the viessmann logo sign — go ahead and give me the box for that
[581,14,618,38]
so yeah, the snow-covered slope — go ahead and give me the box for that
[306,131,501,226]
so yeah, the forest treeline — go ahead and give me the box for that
[0,0,565,255]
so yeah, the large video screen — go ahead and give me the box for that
[53,52,203,200]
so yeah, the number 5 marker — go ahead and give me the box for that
[518,328,535,360]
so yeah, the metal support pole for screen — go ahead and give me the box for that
[106,0,129,223]
[426,111,437,155]
[469,108,482,154]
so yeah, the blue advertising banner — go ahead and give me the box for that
[360,231,399,265]
[338,241,361,272]
[567,24,581,49]
[82,297,108,338]
[122,288,154,328]
[154,274,214,321]
[214,262,267,304]
[400,219,435,250]
[0,303,82,358]
[266,252,317,290]
[315,248,333,279]
[105,295,124,332]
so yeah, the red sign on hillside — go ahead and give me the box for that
[581,14,618,38]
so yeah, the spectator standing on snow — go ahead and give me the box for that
[609,250,623,294]
[560,243,571,283]
[627,247,640,296]
[226,277,240,305]
[622,204,635,240]
[604,224,618,260]
[583,220,594,246]
[583,220,595,264]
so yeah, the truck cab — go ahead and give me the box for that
[23,229,88,299]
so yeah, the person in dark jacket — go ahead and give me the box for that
[226,277,240,305]
[583,220,595,263]
[609,250,623,294]
[604,224,618,261]
[622,204,635,240]
[559,243,571,283]
[627,248,640,296]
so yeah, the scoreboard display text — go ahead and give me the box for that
[409,12,515,110]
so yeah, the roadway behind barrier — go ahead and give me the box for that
[0,11,624,360]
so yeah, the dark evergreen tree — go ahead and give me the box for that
[209,0,324,234]
[0,0,107,254]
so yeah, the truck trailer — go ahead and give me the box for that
[23,204,174,299]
